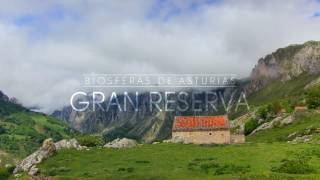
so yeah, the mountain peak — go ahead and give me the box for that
[248,41,320,93]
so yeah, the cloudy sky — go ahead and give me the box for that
[1,0,320,113]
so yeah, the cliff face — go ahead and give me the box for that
[248,41,320,93]
[52,92,171,142]
[52,87,243,142]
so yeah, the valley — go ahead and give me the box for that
[1,40,320,179]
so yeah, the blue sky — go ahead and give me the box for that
[146,0,219,21]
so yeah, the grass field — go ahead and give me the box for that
[19,142,319,180]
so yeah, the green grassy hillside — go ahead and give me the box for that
[247,112,320,143]
[248,73,318,106]
[26,143,320,179]
[0,98,76,158]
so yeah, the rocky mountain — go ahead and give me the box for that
[52,86,245,142]
[52,41,320,142]
[248,41,320,93]
[52,92,173,142]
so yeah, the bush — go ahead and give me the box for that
[270,101,283,114]
[213,164,250,175]
[76,135,104,147]
[256,102,284,121]
[188,157,250,175]
[117,167,134,173]
[271,154,315,174]
[281,100,294,113]
[0,126,6,134]
[244,118,259,135]
[256,105,270,120]
[0,166,14,179]
[305,86,320,109]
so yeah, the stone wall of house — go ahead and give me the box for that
[172,130,230,144]
[230,134,245,144]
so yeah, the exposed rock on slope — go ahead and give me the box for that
[14,138,84,175]
[250,115,294,135]
[14,139,56,175]
[248,41,320,93]
[54,139,84,151]
[104,138,138,149]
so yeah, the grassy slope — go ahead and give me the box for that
[0,150,16,167]
[0,99,76,158]
[229,74,318,120]
[248,73,318,106]
[247,112,320,143]
[33,143,320,179]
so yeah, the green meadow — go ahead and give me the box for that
[16,143,317,180]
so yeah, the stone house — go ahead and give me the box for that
[172,115,232,144]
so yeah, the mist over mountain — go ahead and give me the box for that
[248,41,320,93]
[51,41,320,142]
[1,1,320,113]
[52,86,246,142]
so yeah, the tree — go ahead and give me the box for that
[305,86,320,109]
[244,118,259,135]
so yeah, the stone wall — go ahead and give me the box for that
[172,130,230,144]
[230,134,245,144]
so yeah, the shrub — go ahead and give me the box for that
[0,126,6,134]
[117,167,134,173]
[271,101,283,114]
[244,118,259,135]
[305,86,320,109]
[256,105,270,120]
[281,100,294,113]
[0,167,11,180]
[256,102,284,120]
[188,157,250,175]
[214,164,250,175]
[76,135,104,147]
[271,154,315,174]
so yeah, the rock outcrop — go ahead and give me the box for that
[248,41,320,93]
[104,138,138,149]
[163,136,191,144]
[14,138,56,175]
[54,139,84,151]
[250,115,294,135]
[14,138,84,175]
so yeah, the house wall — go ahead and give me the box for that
[172,130,230,144]
[230,134,245,144]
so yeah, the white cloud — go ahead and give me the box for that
[0,0,320,112]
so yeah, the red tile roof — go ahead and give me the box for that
[172,116,229,132]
